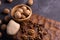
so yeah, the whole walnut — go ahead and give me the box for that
[14,11,22,19]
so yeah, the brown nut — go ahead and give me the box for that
[3,8,10,14]
[14,11,22,19]
[4,16,10,22]
[7,0,13,3]
[21,35,28,40]
[1,24,7,31]
[27,0,33,6]
[0,1,1,6]
[24,10,30,16]
[28,29,35,35]
[27,29,36,38]
[17,8,23,13]
[0,32,2,38]
[21,14,26,19]
[0,20,2,24]
[21,6,27,10]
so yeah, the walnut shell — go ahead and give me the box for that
[27,0,33,6]
[14,11,22,19]
[21,14,26,19]
[0,32,2,38]
[1,24,7,31]
[3,8,10,14]
[0,20,2,24]
[27,29,36,38]
[4,16,10,22]
[21,6,27,10]
[24,10,30,16]
[0,1,1,6]
[17,8,23,13]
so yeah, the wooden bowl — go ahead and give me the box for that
[11,4,32,22]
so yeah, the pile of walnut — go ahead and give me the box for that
[14,6,31,19]
[12,15,48,40]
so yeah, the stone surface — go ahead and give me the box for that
[7,20,20,35]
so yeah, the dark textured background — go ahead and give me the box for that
[0,0,60,40]
[0,0,60,22]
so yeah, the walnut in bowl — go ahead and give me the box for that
[11,4,32,22]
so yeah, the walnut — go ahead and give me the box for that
[14,11,22,19]
[3,8,10,14]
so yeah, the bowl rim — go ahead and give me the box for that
[11,4,32,21]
